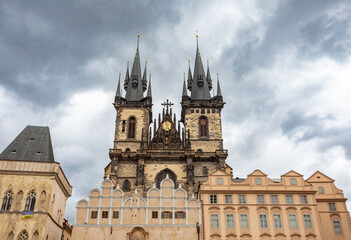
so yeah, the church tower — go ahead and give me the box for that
[181,35,227,169]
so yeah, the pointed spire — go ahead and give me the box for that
[182,72,188,97]
[191,34,211,100]
[216,73,222,97]
[206,60,212,91]
[116,72,121,97]
[125,33,144,101]
[142,60,147,92]
[147,73,152,97]
[124,60,129,91]
[187,59,192,91]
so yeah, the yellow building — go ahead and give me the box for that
[199,169,351,240]
[0,126,72,240]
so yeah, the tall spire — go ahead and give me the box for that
[142,60,147,92]
[147,73,152,97]
[116,72,121,97]
[206,60,212,91]
[187,59,192,91]
[125,33,144,101]
[191,34,211,100]
[182,72,188,97]
[216,73,222,97]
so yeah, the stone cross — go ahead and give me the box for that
[161,99,174,112]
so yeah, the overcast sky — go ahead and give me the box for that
[1,0,351,222]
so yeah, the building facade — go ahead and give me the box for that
[0,126,72,240]
[200,169,351,240]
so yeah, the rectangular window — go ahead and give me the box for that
[211,214,219,228]
[102,211,108,218]
[290,178,297,185]
[329,202,337,211]
[288,214,298,228]
[238,195,246,204]
[240,214,249,228]
[333,220,342,234]
[286,195,294,204]
[152,211,158,218]
[216,178,223,185]
[112,211,119,218]
[210,195,217,204]
[259,214,268,228]
[257,195,265,204]
[303,214,312,228]
[271,195,279,204]
[273,214,282,228]
[91,211,98,219]
[175,211,185,218]
[226,214,234,228]
[255,178,262,185]
[162,211,172,219]
[225,195,232,204]
[318,186,325,194]
[300,195,308,204]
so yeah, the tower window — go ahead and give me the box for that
[24,190,36,212]
[199,117,208,137]
[128,117,136,138]
[1,190,13,211]
[123,180,131,191]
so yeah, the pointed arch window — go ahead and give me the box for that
[24,190,36,212]
[1,190,13,211]
[17,230,29,240]
[123,180,131,191]
[199,116,208,137]
[128,117,136,138]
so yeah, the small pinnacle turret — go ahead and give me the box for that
[216,73,222,97]
[115,73,121,97]
[142,61,148,92]
[147,73,152,98]
[187,60,192,91]
[207,60,212,91]
[182,73,188,97]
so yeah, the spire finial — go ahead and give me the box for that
[137,30,140,49]
[196,30,199,49]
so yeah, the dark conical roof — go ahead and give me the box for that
[206,60,212,91]
[182,73,188,97]
[190,36,211,100]
[147,73,152,97]
[125,35,145,101]
[115,73,121,97]
[217,74,222,97]
[124,61,130,91]
[0,126,55,162]
[142,61,148,92]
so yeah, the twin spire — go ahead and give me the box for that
[116,33,222,101]
[184,34,222,100]
[117,33,151,101]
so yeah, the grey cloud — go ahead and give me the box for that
[0,0,180,108]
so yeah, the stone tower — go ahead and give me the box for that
[105,35,231,196]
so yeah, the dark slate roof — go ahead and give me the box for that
[0,126,55,162]
[232,177,246,183]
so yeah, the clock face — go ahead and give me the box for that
[162,121,171,131]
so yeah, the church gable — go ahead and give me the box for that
[281,170,303,177]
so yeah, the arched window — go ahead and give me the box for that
[17,230,28,240]
[1,190,13,211]
[24,190,36,212]
[123,180,131,191]
[203,166,208,176]
[33,231,39,240]
[199,117,208,137]
[7,231,14,240]
[128,117,136,138]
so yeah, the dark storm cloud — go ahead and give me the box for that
[0,0,180,107]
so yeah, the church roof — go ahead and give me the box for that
[0,125,55,163]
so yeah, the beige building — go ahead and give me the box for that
[0,126,72,240]
[72,176,201,239]
[199,169,351,240]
